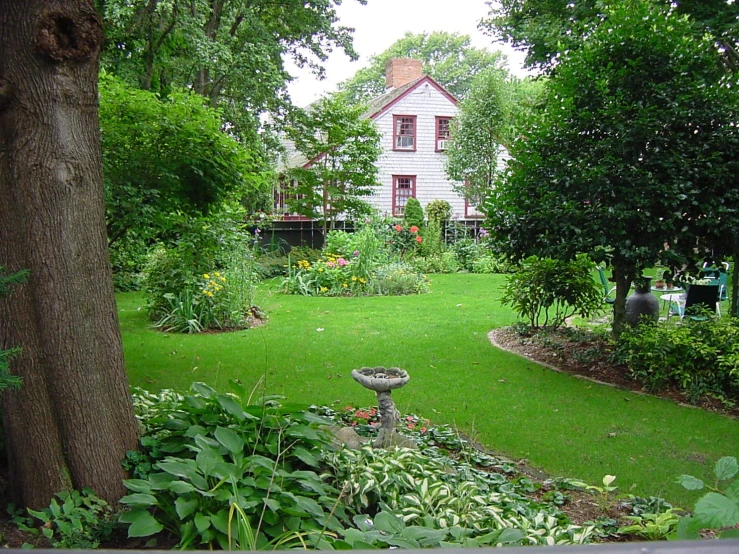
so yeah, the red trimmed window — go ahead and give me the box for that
[435,117,452,151]
[274,179,309,220]
[464,180,483,218]
[392,175,416,216]
[393,115,416,151]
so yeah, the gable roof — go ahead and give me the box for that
[363,75,459,120]
[279,75,458,171]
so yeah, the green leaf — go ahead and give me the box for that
[724,480,739,503]
[676,474,705,490]
[694,492,739,528]
[168,481,196,494]
[674,514,701,540]
[714,457,739,481]
[185,425,207,438]
[175,497,199,519]
[194,512,211,533]
[120,493,158,506]
[210,509,229,534]
[214,426,245,454]
[496,528,525,544]
[121,509,164,538]
[217,394,246,420]
[191,382,217,398]
[123,479,153,494]
[373,511,405,534]
[292,446,320,468]
[196,448,222,477]
[285,424,321,441]
[263,498,281,512]
[293,496,324,517]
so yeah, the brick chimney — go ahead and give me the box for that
[385,58,423,90]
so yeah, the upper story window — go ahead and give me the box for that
[436,117,452,151]
[393,115,417,151]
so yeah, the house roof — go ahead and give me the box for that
[363,75,458,120]
[279,75,458,171]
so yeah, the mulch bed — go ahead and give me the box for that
[489,326,739,418]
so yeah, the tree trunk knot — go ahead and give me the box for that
[36,11,103,62]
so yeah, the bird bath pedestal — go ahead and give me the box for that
[351,366,410,448]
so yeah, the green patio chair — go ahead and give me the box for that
[597,265,616,305]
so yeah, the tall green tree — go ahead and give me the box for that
[98,0,365,136]
[0,0,139,508]
[337,31,506,104]
[485,0,737,336]
[481,0,739,72]
[445,68,514,208]
[285,95,381,235]
[100,73,268,249]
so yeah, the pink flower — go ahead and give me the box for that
[327,261,335,268]
[415,235,423,244]
[337,258,348,266]
[420,427,427,433]
[410,225,419,234]
[351,421,357,426]
[345,406,353,411]
[408,423,415,430]
[406,416,414,422]
[353,250,360,257]
[394,224,403,232]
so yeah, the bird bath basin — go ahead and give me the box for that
[351,366,409,448]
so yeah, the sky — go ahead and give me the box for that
[285,0,528,107]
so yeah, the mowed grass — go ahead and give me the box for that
[119,274,739,507]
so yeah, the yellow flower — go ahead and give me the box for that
[220,276,226,282]
[203,273,210,279]
[320,287,328,292]
[202,289,208,294]
[351,276,357,281]
[360,278,366,284]
[206,291,214,297]
[214,272,221,277]
[210,280,217,286]
[318,268,324,272]
[342,283,348,287]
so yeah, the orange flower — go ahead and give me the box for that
[410,225,419,234]
[415,235,423,243]
[394,224,403,232]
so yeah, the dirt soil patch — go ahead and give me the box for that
[489,326,739,418]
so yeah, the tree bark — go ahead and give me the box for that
[0,0,140,509]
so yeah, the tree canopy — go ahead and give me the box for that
[337,31,506,104]
[485,0,738,334]
[98,0,365,135]
[100,73,268,248]
[445,67,514,208]
[481,0,739,72]
[285,95,381,233]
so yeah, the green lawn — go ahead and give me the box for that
[119,274,739,507]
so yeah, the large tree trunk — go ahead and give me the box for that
[611,263,635,339]
[0,0,140,509]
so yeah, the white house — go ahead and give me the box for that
[276,58,483,221]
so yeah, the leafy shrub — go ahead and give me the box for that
[403,197,424,230]
[324,230,354,257]
[420,219,444,257]
[143,210,262,332]
[502,255,603,329]
[410,251,460,274]
[612,316,739,401]
[425,199,452,227]
[122,383,349,549]
[254,252,289,278]
[282,253,369,296]
[472,252,511,274]
[386,222,423,257]
[452,238,480,271]
[22,489,117,548]
[371,262,429,295]
[675,456,739,539]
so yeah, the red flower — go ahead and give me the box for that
[408,423,415,430]
[394,224,403,232]
[410,225,419,234]
[415,235,423,243]
[420,427,427,433]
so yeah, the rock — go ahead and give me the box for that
[330,426,363,450]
